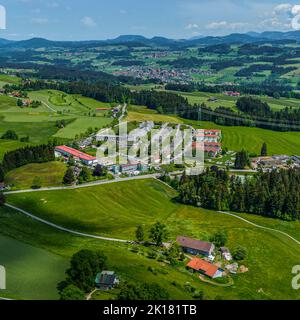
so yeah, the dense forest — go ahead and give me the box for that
[0,144,55,178]
[174,167,300,221]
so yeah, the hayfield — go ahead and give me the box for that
[5,162,67,190]
[185,120,300,155]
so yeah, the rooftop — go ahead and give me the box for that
[187,258,219,278]
[177,236,214,254]
[55,145,96,162]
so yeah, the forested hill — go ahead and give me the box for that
[175,167,300,221]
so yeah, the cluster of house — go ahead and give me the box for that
[223,91,241,97]
[193,129,222,158]
[251,155,300,171]
[176,236,233,279]
[113,66,192,83]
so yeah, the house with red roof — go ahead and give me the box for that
[187,257,223,279]
[55,145,98,166]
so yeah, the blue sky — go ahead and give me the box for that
[1,0,300,40]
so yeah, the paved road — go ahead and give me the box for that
[5,203,129,243]
[4,173,161,195]
[218,211,300,246]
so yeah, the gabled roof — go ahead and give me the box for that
[187,258,219,278]
[177,236,214,254]
[55,145,96,162]
[95,271,116,286]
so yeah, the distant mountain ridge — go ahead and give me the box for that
[2,30,300,49]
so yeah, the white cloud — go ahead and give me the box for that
[205,21,248,31]
[81,16,97,28]
[31,18,49,24]
[185,23,199,30]
[274,3,292,14]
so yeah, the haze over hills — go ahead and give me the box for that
[2,30,300,49]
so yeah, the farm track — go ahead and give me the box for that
[218,211,300,246]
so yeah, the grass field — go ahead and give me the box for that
[4,178,300,300]
[127,105,183,123]
[0,233,67,300]
[6,179,178,238]
[0,90,113,145]
[4,162,67,190]
[124,103,300,155]
[166,90,300,111]
[0,139,30,161]
[184,120,300,155]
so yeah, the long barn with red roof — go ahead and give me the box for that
[55,145,98,166]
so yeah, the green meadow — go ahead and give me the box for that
[5,162,67,190]
[4,178,300,300]
[0,90,113,146]
[0,233,68,300]
[184,120,300,155]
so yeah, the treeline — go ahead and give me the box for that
[176,167,300,221]
[235,63,296,77]
[0,144,55,178]
[165,80,295,99]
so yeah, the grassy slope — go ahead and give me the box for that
[184,119,300,155]
[5,162,67,190]
[7,179,178,238]
[0,140,30,161]
[5,179,300,300]
[0,233,67,300]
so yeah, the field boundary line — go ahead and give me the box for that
[218,211,300,245]
[4,203,129,243]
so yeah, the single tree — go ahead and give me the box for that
[234,150,249,169]
[135,225,145,242]
[17,99,23,107]
[1,130,18,141]
[59,284,85,300]
[63,168,76,185]
[210,230,228,248]
[79,167,91,183]
[149,222,169,246]
[66,249,107,292]
[31,176,42,189]
[260,143,267,157]
[93,164,107,177]
[0,192,5,206]
[232,246,247,261]
[0,165,4,183]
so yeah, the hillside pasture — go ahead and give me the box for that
[4,178,300,300]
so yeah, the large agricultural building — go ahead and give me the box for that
[55,146,98,166]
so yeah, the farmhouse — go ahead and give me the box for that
[187,257,223,279]
[95,271,119,290]
[177,236,215,256]
[55,145,98,166]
